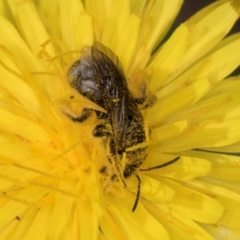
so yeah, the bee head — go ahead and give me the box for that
[67,57,102,105]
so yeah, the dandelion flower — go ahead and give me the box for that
[0,0,240,239]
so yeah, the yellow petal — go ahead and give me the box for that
[85,0,108,37]
[0,108,61,150]
[46,181,79,239]
[0,15,38,70]
[73,13,94,49]
[200,224,240,240]
[158,33,240,100]
[144,155,211,181]
[229,0,240,15]
[107,0,130,35]
[127,174,175,203]
[147,24,189,92]
[137,0,183,51]
[1,208,39,240]
[0,1,11,19]
[158,120,240,152]
[177,1,238,74]
[151,120,188,143]
[195,33,240,84]
[203,177,240,201]
[76,200,99,239]
[58,0,84,50]
[148,78,211,125]
[182,151,240,182]
[167,85,240,125]
[0,54,40,112]
[143,201,215,240]
[116,14,140,73]
[13,206,49,240]
[209,162,240,182]
[204,140,240,153]
[107,192,170,240]
[162,179,224,224]
[0,1,5,14]
[0,184,50,230]
[129,0,147,14]
[32,0,61,39]
[0,16,65,101]
[203,76,240,99]
[8,0,55,56]
[100,210,125,240]
[128,0,183,75]
[1,0,240,239]
[185,179,240,231]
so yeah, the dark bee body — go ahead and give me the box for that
[66,42,179,211]
[67,42,149,183]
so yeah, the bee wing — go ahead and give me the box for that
[92,42,126,80]
[79,45,92,58]
[91,42,135,151]
[91,42,141,119]
[92,42,144,152]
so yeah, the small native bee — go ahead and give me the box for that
[66,42,179,211]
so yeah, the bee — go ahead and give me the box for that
[65,42,179,211]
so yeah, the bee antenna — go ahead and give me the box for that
[139,156,180,172]
[132,174,141,212]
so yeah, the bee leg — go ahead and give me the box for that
[135,97,145,105]
[93,124,111,137]
[64,108,93,122]
[132,174,141,212]
[102,174,117,193]
[140,156,180,172]
[135,94,157,109]
[103,170,127,195]
[95,110,108,120]
[144,94,157,108]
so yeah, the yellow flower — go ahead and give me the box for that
[0,0,240,239]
